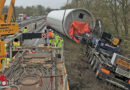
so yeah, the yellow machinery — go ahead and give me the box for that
[112,37,120,46]
[0,0,19,70]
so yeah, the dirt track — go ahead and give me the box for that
[64,37,122,90]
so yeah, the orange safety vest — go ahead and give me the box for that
[48,32,53,37]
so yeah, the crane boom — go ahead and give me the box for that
[7,0,15,23]
[0,0,6,17]
[0,0,19,35]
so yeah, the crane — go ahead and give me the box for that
[0,0,19,70]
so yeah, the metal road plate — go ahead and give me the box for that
[116,67,130,78]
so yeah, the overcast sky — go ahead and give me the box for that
[5,0,71,9]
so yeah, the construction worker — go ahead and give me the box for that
[5,57,10,65]
[54,34,60,47]
[48,29,54,45]
[44,29,48,46]
[57,37,63,48]
[4,44,10,66]
[13,38,20,47]
[24,27,28,33]
[34,22,37,29]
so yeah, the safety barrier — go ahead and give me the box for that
[18,16,45,27]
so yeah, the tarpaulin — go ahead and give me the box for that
[68,21,91,43]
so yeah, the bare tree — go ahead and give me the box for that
[119,0,130,35]
[107,0,120,36]
[78,0,93,9]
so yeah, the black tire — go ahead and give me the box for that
[95,64,101,78]
[87,49,91,58]
[86,48,90,56]
[86,46,89,54]
[88,51,93,59]
[93,60,98,72]
[96,69,100,78]
[86,50,89,56]
[91,56,95,67]
[89,54,94,63]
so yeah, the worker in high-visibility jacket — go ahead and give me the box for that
[24,27,28,33]
[5,58,10,65]
[4,44,10,65]
[48,29,54,45]
[13,39,20,47]
[54,34,60,47]
[57,37,63,48]
[34,22,37,29]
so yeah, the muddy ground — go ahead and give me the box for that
[64,37,122,90]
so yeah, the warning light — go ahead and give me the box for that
[100,68,110,75]
[128,80,130,84]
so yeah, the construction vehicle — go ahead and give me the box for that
[0,0,19,71]
[86,20,130,90]
[0,0,19,35]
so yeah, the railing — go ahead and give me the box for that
[2,20,46,71]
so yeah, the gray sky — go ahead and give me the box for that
[5,0,70,9]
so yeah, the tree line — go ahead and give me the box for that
[62,0,130,36]
[3,5,52,18]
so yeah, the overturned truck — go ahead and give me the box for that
[86,20,130,90]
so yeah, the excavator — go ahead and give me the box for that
[0,0,19,71]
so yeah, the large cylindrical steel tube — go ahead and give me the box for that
[47,8,95,39]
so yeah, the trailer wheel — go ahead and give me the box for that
[95,64,101,78]
[89,54,94,63]
[88,48,92,57]
[93,60,98,72]
[91,56,95,67]
[86,50,89,57]
[86,49,89,56]
[90,56,93,64]
[86,47,90,56]
[87,50,91,59]
[95,69,100,78]
[86,46,89,54]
